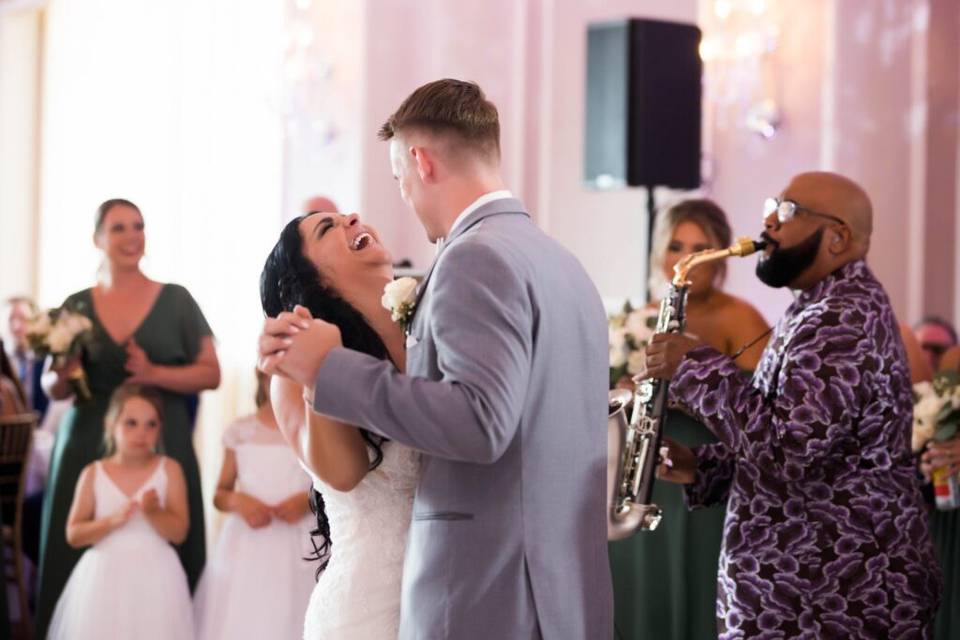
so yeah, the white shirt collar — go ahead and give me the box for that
[445,190,513,241]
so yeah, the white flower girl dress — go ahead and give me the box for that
[193,416,315,639]
[47,458,194,640]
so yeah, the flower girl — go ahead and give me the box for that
[48,384,193,640]
[194,371,314,639]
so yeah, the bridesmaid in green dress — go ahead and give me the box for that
[609,199,769,640]
[922,345,960,640]
[35,199,221,638]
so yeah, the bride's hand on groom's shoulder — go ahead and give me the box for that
[258,305,343,389]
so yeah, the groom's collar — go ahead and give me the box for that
[411,196,528,331]
[436,190,515,253]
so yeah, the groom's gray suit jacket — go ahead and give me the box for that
[312,198,613,639]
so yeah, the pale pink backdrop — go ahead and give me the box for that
[286,0,959,327]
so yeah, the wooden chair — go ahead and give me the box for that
[0,413,37,639]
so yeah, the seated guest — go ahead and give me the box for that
[4,296,48,420]
[915,317,958,373]
[610,199,769,640]
[0,339,27,417]
[647,172,941,638]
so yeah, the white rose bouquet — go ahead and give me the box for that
[26,305,94,401]
[913,371,960,509]
[381,276,419,334]
[912,371,960,453]
[608,303,659,389]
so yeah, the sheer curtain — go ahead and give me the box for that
[38,0,285,545]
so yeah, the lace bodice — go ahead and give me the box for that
[302,442,419,639]
[224,416,311,505]
[309,441,419,556]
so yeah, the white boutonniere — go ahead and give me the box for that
[382,276,419,333]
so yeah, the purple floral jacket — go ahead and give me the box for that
[672,260,941,639]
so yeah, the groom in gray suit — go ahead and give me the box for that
[260,79,613,639]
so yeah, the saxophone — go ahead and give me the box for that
[607,236,766,540]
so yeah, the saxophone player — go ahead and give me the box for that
[643,172,941,639]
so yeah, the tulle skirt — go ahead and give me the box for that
[194,515,314,640]
[48,536,193,640]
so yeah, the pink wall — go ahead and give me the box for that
[696,0,959,326]
[923,0,958,321]
[359,0,530,271]
[699,0,827,322]
[536,0,699,305]
[355,0,699,291]
[289,0,960,327]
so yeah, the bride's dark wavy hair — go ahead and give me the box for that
[260,213,388,579]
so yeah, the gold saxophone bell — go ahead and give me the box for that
[606,236,765,541]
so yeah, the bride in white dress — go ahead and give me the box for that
[260,210,419,639]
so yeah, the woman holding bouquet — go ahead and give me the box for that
[36,198,220,638]
[921,347,960,640]
[609,199,769,640]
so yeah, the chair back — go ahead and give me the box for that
[0,413,36,530]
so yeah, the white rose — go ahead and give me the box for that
[624,308,658,344]
[913,381,934,399]
[608,327,628,367]
[381,277,418,312]
[609,326,626,350]
[912,419,934,453]
[914,394,945,425]
[47,324,73,354]
[626,350,646,376]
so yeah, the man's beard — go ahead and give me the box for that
[755,226,825,288]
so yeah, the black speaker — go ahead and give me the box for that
[584,18,702,190]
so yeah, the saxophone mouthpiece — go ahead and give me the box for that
[731,237,766,256]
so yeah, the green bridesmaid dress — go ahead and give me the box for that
[35,284,211,638]
[609,408,726,640]
[931,508,960,639]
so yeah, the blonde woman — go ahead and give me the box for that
[609,199,769,640]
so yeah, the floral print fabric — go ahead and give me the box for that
[674,259,942,639]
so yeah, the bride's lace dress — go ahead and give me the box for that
[303,442,419,639]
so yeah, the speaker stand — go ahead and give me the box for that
[645,184,657,302]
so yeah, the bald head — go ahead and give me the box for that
[303,195,339,214]
[782,172,873,255]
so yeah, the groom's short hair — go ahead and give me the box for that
[378,79,500,162]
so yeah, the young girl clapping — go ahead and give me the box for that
[48,384,194,639]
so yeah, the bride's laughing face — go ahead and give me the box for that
[298,212,393,292]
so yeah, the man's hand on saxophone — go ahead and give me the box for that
[641,333,701,380]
